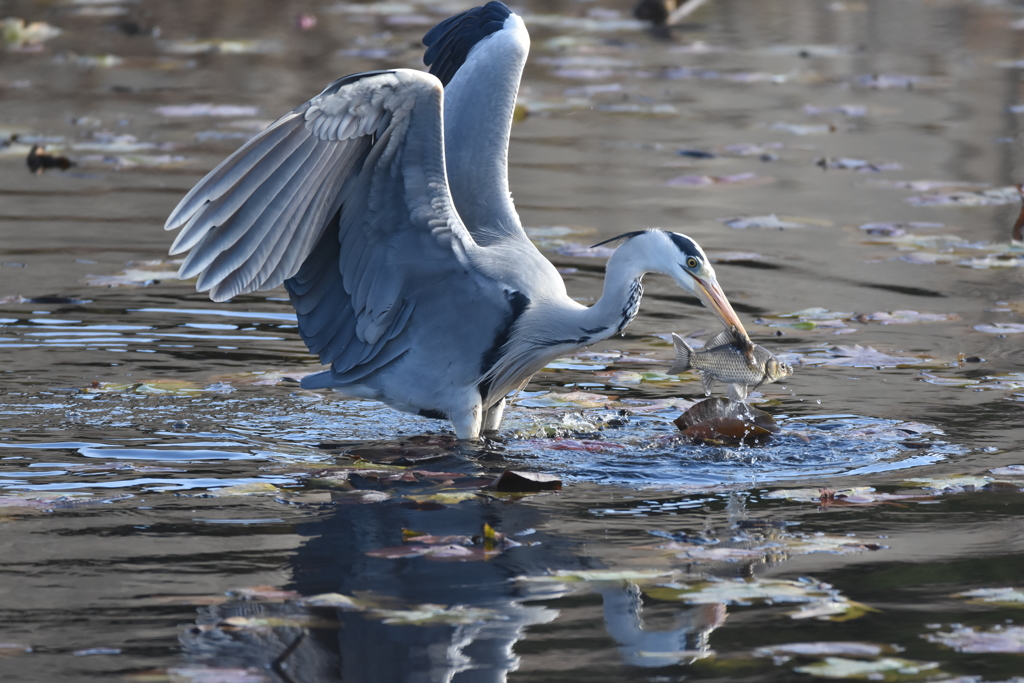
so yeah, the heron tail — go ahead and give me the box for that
[668,333,694,374]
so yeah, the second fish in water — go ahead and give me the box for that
[670,328,792,402]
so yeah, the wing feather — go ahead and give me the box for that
[166,68,488,380]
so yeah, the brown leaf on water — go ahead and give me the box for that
[489,470,563,493]
[674,398,779,445]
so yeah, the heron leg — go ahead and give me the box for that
[482,398,506,433]
[451,402,483,440]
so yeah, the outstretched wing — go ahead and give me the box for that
[423,1,531,246]
[165,69,482,380]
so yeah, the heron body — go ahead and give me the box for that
[165,2,749,439]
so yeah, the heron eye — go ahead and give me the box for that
[686,257,699,269]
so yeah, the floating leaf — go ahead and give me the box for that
[227,586,300,601]
[794,656,938,678]
[770,122,832,135]
[804,104,867,117]
[210,482,279,496]
[719,214,811,229]
[952,587,1024,607]
[861,311,959,324]
[1,18,61,48]
[219,615,336,630]
[400,490,480,505]
[517,390,616,408]
[924,625,1024,653]
[665,172,769,187]
[817,157,902,172]
[906,185,1020,207]
[489,470,563,493]
[370,605,503,626]
[155,104,262,118]
[754,642,885,658]
[902,476,992,492]
[990,465,1024,476]
[975,323,1024,334]
[674,398,779,446]
[801,345,926,368]
[518,569,680,584]
[298,593,366,610]
[159,39,282,55]
[84,269,181,288]
[859,221,944,236]
[168,667,268,683]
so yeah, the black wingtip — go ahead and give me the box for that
[422,1,513,87]
[590,230,648,249]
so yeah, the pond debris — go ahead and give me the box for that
[859,221,944,236]
[1,18,60,49]
[488,470,562,493]
[770,122,833,136]
[0,492,133,509]
[906,185,1020,207]
[154,104,261,118]
[816,157,902,173]
[166,666,268,683]
[26,145,72,173]
[753,641,890,659]
[84,261,181,287]
[158,39,283,56]
[952,587,1024,607]
[719,214,814,229]
[365,523,519,561]
[673,398,779,445]
[644,577,874,621]
[793,656,938,679]
[853,73,947,90]
[924,625,1024,654]
[796,345,933,368]
[974,323,1024,334]
[803,104,867,117]
[73,647,122,656]
[208,482,280,497]
[665,172,770,187]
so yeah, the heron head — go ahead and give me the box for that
[658,231,751,343]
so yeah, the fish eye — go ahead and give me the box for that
[685,257,699,269]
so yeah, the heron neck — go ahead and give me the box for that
[574,245,649,343]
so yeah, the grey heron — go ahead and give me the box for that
[164,1,750,440]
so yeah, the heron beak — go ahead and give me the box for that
[691,274,754,356]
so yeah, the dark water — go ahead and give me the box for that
[3,0,1024,680]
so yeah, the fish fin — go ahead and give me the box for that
[705,328,736,349]
[668,333,693,374]
[701,372,716,396]
[727,383,749,402]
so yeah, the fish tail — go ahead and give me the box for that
[668,333,693,374]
